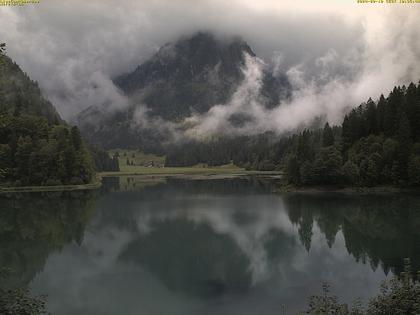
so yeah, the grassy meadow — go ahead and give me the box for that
[103,149,272,176]
[108,149,165,168]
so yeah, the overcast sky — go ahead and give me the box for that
[1,0,419,128]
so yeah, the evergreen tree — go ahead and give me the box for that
[297,130,315,162]
[341,115,352,152]
[71,126,82,150]
[0,43,5,68]
[322,122,334,147]
[376,94,386,134]
[0,114,94,186]
[364,98,377,135]
[404,82,420,142]
[384,87,403,137]
[394,112,411,183]
[163,81,420,188]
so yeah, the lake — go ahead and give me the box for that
[1,176,419,314]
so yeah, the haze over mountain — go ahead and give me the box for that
[114,32,289,120]
[77,32,290,150]
[2,1,420,144]
[0,55,62,124]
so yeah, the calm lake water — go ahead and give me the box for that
[1,176,420,314]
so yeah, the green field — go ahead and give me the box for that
[100,149,285,177]
[108,149,165,168]
[100,164,253,176]
[105,149,268,176]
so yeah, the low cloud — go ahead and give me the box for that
[184,54,267,138]
[183,7,420,138]
[0,0,363,120]
[1,1,419,136]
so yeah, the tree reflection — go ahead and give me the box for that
[0,190,98,289]
[283,193,420,276]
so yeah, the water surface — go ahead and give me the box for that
[1,176,419,314]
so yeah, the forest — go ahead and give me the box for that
[285,82,420,187]
[167,82,420,187]
[0,114,94,186]
[90,146,120,173]
[0,44,118,187]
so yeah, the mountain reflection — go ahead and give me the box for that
[100,176,420,280]
[119,219,253,297]
[1,177,420,314]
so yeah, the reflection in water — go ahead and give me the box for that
[120,219,252,297]
[283,193,420,275]
[0,190,97,289]
[1,177,419,314]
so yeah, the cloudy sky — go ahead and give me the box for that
[0,0,419,133]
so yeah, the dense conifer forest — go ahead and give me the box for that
[0,48,61,125]
[0,114,95,186]
[286,83,420,187]
[90,146,120,172]
[167,82,420,187]
[0,44,117,186]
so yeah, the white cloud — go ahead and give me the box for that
[1,0,419,136]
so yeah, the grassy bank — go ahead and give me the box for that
[0,180,101,194]
[0,166,282,194]
[100,164,282,177]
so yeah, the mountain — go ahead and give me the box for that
[0,54,62,124]
[115,32,255,120]
[77,32,290,151]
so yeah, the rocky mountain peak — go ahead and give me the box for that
[78,32,290,150]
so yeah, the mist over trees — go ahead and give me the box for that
[2,33,420,189]
[0,46,61,125]
[0,44,113,187]
[286,82,420,187]
[165,133,290,171]
[167,82,420,187]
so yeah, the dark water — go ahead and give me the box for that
[1,176,420,315]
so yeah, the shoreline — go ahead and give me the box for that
[275,183,419,194]
[0,169,281,193]
[2,169,418,194]
[99,167,282,177]
[0,180,101,194]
